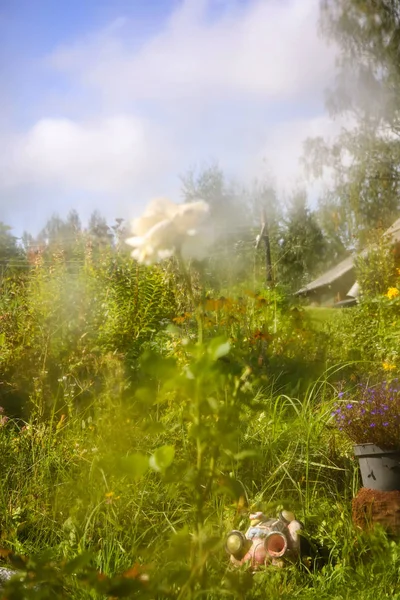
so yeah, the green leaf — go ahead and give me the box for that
[207,396,219,411]
[167,526,192,560]
[142,421,166,435]
[216,476,246,500]
[135,387,156,404]
[149,445,175,472]
[118,453,149,479]
[139,350,177,378]
[233,450,259,461]
[63,552,93,575]
[166,324,181,335]
[208,337,231,361]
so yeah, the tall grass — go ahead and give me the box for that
[1,250,399,598]
[2,362,395,599]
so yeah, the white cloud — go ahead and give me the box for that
[49,0,334,107]
[0,0,340,229]
[4,115,173,194]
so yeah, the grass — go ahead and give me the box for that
[0,266,399,598]
[304,307,342,331]
[2,365,399,599]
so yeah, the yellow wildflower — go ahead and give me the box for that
[383,362,396,371]
[105,491,120,504]
[386,287,400,299]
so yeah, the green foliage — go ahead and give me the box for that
[324,292,400,374]
[278,190,329,291]
[302,1,400,250]
[0,225,176,418]
[180,163,262,290]
[2,201,400,599]
[0,352,357,599]
[355,233,398,297]
[0,223,22,267]
[181,162,250,228]
[320,0,400,127]
[304,130,400,249]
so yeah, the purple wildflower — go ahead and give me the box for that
[333,378,400,447]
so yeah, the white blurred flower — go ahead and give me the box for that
[126,197,211,264]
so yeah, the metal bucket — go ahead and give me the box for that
[354,444,400,491]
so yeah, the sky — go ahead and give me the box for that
[0,0,342,235]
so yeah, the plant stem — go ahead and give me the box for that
[176,252,203,345]
[174,250,207,597]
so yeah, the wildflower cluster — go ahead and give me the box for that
[386,287,400,299]
[383,362,396,372]
[332,380,400,449]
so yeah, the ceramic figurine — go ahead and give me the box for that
[225,510,303,570]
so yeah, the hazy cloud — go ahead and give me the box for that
[48,0,334,106]
[0,0,339,230]
[4,116,173,193]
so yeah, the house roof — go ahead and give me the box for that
[383,217,400,243]
[295,217,400,297]
[294,255,354,296]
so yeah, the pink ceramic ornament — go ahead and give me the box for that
[226,510,303,570]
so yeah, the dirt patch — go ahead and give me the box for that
[352,487,400,535]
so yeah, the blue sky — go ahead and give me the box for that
[0,0,339,235]
[1,0,173,124]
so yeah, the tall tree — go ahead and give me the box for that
[65,209,82,235]
[36,212,86,267]
[87,210,113,246]
[0,223,20,262]
[250,181,284,285]
[303,0,400,248]
[180,163,254,288]
[181,162,251,230]
[0,222,24,280]
[320,0,400,128]
[38,214,65,245]
[278,190,328,290]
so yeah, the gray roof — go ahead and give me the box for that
[295,255,354,295]
[383,217,400,243]
[295,217,400,296]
